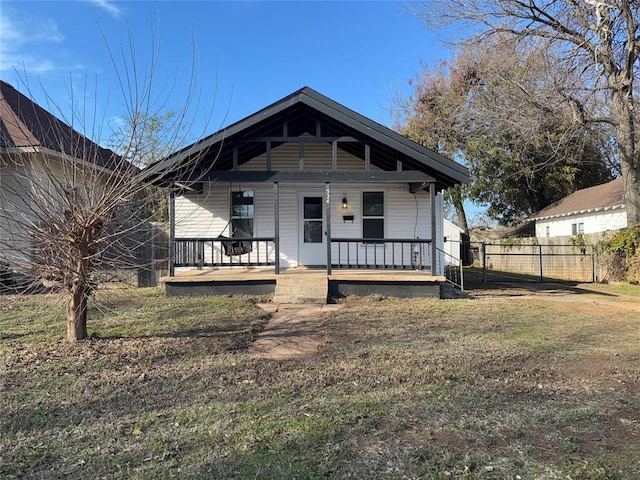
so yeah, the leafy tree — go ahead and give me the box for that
[108,110,182,221]
[466,125,612,224]
[109,109,181,168]
[414,0,640,226]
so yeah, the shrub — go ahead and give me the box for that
[597,225,640,283]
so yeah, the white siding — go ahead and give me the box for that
[174,181,444,270]
[277,185,300,268]
[175,183,281,267]
[175,183,230,237]
[443,219,464,266]
[535,208,627,238]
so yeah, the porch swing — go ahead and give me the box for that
[217,220,253,257]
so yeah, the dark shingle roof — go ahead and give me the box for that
[0,81,122,171]
[531,177,625,220]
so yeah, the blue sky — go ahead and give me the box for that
[1,1,455,135]
[1,1,486,220]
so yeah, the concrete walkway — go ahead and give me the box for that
[251,303,343,360]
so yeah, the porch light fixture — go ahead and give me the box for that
[342,197,348,209]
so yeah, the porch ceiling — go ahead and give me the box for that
[179,104,393,173]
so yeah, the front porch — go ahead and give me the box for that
[172,236,437,274]
[163,266,446,302]
[147,87,469,300]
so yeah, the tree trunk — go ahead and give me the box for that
[449,185,470,235]
[621,159,640,226]
[66,286,88,342]
[450,186,474,265]
[611,89,640,226]
[454,197,470,236]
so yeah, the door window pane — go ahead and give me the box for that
[304,197,322,219]
[304,220,323,243]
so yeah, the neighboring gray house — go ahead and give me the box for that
[0,81,123,272]
[145,87,469,299]
[530,178,627,238]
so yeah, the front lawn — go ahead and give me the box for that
[1,287,639,479]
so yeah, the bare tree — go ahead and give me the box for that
[0,45,210,341]
[395,35,613,225]
[415,0,640,225]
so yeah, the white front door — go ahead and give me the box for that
[298,193,326,266]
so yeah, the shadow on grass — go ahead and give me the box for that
[462,267,618,297]
[89,316,269,351]
[0,332,32,340]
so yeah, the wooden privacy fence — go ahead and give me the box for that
[482,242,596,283]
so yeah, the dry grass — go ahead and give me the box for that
[1,285,639,479]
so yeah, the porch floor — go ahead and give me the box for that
[162,266,445,283]
[162,267,446,301]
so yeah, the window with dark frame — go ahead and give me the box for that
[363,191,384,242]
[231,190,254,238]
[571,222,584,236]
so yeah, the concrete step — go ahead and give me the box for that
[274,274,328,304]
[272,296,327,304]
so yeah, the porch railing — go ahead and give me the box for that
[330,238,432,271]
[436,246,464,290]
[173,237,277,269]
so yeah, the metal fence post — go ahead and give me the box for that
[539,244,544,282]
[482,242,487,283]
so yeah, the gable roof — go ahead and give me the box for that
[0,81,122,171]
[531,177,625,220]
[144,86,469,189]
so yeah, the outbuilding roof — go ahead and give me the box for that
[0,81,121,171]
[531,177,625,220]
[144,86,469,190]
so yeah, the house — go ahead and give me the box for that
[530,178,626,238]
[145,87,469,300]
[443,218,464,265]
[0,81,130,284]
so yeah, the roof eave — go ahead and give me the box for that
[531,203,626,221]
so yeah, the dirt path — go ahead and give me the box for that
[251,304,343,360]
